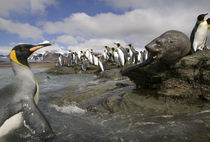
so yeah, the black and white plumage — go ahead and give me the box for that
[0,43,55,140]
[117,47,125,67]
[67,50,73,66]
[190,13,208,52]
[113,48,120,66]
[97,56,104,72]
[128,44,138,64]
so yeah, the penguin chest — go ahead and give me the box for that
[0,112,23,137]
[117,49,125,65]
[194,22,208,45]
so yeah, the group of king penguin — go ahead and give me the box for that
[0,13,210,141]
[103,43,148,67]
[57,42,149,73]
[57,48,105,72]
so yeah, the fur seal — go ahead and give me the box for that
[122,30,191,75]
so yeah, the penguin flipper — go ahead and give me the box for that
[22,100,55,139]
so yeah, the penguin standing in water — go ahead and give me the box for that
[0,43,55,140]
[190,13,208,52]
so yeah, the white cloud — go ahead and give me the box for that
[0,18,43,40]
[0,46,12,55]
[56,35,78,45]
[0,0,58,17]
[101,0,210,11]
[29,0,58,16]
[43,9,196,49]
[0,0,26,17]
[67,38,127,53]
[43,0,210,52]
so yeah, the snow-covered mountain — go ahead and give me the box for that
[28,45,67,62]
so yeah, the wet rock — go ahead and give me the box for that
[123,50,210,102]
[98,68,126,80]
[45,64,99,74]
[115,82,130,88]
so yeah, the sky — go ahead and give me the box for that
[0,0,210,55]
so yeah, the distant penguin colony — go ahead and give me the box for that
[0,42,55,140]
[56,13,210,72]
[56,42,149,73]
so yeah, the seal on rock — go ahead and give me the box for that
[122,30,191,75]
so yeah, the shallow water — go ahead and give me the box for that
[0,67,210,142]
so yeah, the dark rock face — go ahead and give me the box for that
[123,50,210,101]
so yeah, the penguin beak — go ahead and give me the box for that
[29,43,51,52]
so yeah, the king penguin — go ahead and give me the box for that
[205,18,210,50]
[190,13,208,52]
[97,56,104,72]
[0,43,55,140]
[114,43,128,64]
[115,47,125,67]
[208,18,210,29]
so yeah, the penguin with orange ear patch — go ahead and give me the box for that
[190,13,208,52]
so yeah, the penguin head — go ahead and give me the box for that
[10,43,51,67]
[207,18,210,28]
[114,43,121,47]
[197,13,208,21]
[127,44,133,48]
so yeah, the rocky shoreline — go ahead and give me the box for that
[122,50,210,102]
[44,50,210,115]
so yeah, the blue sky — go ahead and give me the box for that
[0,0,210,55]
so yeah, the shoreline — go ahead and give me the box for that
[0,62,56,68]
